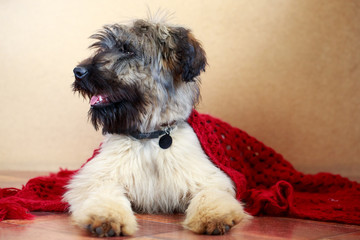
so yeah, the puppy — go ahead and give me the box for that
[63,18,247,237]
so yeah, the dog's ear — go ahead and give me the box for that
[159,26,207,82]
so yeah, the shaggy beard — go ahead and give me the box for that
[73,67,147,135]
[90,98,144,135]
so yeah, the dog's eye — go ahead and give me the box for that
[119,44,134,56]
[140,25,148,31]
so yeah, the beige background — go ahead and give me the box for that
[0,0,359,180]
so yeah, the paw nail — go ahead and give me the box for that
[107,229,115,237]
[212,228,220,235]
[95,226,103,235]
[87,224,93,232]
[225,225,231,232]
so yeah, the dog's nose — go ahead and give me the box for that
[73,67,88,80]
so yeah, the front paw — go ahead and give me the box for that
[183,190,248,235]
[84,213,137,237]
[71,199,137,237]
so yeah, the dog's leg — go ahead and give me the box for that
[66,184,137,237]
[183,189,247,235]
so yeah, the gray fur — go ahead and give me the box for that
[73,19,206,134]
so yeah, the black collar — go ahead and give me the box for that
[130,126,174,140]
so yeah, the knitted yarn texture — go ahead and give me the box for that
[1,110,359,224]
[188,111,360,224]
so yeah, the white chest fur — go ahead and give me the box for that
[65,122,235,214]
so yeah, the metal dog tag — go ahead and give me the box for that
[159,134,172,149]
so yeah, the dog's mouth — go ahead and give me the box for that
[90,95,111,108]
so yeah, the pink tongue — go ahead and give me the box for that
[90,95,108,106]
[90,96,100,105]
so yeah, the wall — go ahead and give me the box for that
[0,0,359,179]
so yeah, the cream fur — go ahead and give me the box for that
[64,122,246,235]
[183,189,246,234]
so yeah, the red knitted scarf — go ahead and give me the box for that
[1,110,359,224]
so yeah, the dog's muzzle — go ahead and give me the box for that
[73,67,88,81]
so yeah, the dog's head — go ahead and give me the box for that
[73,19,207,134]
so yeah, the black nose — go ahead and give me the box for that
[73,67,88,80]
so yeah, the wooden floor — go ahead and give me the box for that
[1,171,360,240]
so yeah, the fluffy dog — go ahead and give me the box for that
[64,18,247,237]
